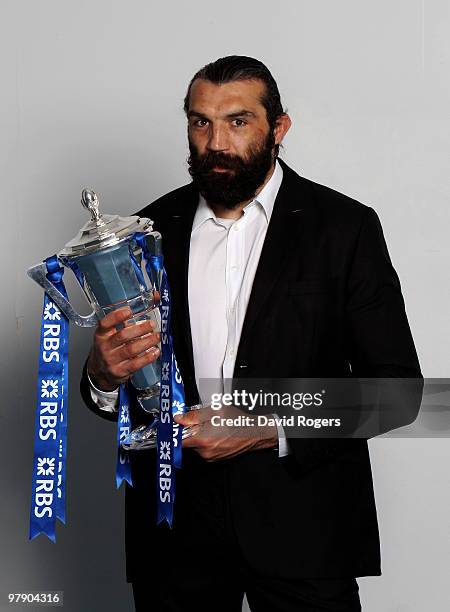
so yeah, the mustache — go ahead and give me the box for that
[188,149,249,175]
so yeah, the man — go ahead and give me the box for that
[80,56,423,611]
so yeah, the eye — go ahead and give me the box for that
[191,119,209,128]
[231,118,247,127]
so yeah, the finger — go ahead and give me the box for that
[110,334,161,364]
[108,320,158,349]
[97,307,132,335]
[176,407,213,426]
[123,348,161,375]
[174,413,189,425]
[174,411,201,427]
[181,425,203,447]
[109,347,161,379]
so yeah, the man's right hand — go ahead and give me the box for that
[87,306,161,392]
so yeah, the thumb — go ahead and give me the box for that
[173,402,203,423]
[173,412,196,426]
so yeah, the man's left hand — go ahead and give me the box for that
[173,405,278,461]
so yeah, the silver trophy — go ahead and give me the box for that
[28,189,192,450]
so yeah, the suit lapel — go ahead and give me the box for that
[236,160,316,369]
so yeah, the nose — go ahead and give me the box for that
[206,124,229,152]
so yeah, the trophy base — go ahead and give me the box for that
[121,423,158,451]
[121,422,196,451]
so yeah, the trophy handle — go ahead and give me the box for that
[27,262,98,327]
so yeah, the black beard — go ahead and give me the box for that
[187,131,275,209]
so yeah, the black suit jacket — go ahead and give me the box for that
[80,159,422,581]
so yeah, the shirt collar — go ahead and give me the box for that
[192,158,283,232]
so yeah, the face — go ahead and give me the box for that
[186,78,289,208]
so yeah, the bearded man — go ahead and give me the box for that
[80,56,422,611]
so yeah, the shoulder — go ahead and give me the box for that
[280,159,381,233]
[135,182,197,222]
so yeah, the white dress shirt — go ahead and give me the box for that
[89,159,289,456]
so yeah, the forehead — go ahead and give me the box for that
[188,78,267,117]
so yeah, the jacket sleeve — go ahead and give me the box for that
[286,207,423,473]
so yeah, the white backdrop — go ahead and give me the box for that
[1,1,449,610]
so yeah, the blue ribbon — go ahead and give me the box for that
[133,233,186,526]
[129,247,146,290]
[116,383,133,488]
[29,256,69,542]
[157,268,175,524]
[148,254,186,471]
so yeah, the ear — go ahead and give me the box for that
[273,114,292,145]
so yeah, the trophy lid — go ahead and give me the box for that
[59,188,153,258]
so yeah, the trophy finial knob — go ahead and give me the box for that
[81,188,102,223]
